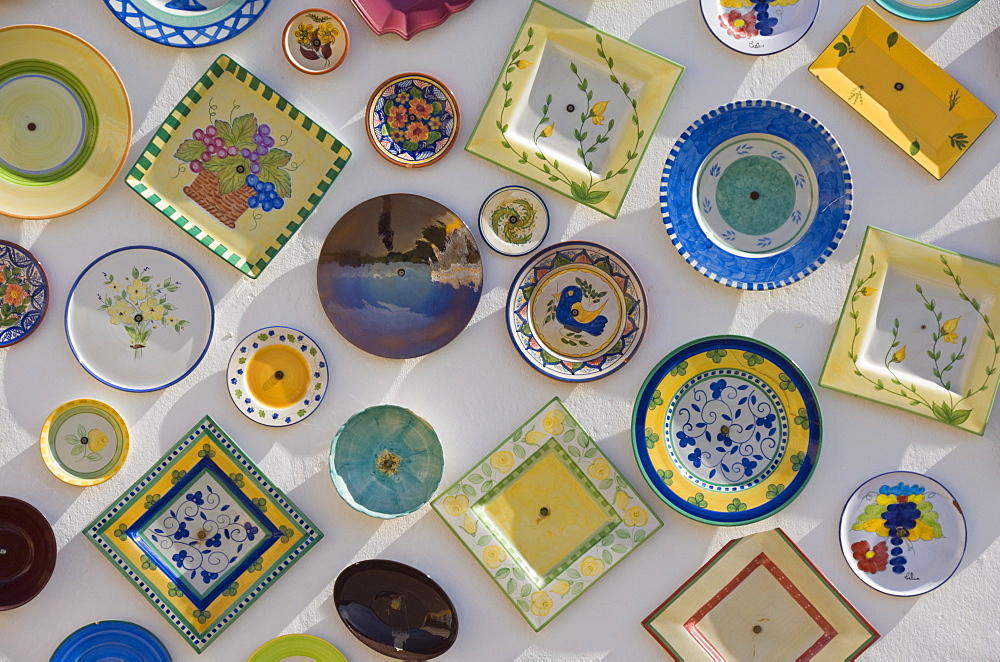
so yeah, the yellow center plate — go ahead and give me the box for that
[39,399,129,486]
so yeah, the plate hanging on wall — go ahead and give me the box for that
[702,0,821,56]
[0,241,48,347]
[250,634,347,661]
[479,186,550,257]
[40,399,130,486]
[52,621,170,662]
[282,9,350,75]
[874,0,980,21]
[0,497,56,611]
[351,0,475,40]
[366,73,459,168]
[103,0,271,48]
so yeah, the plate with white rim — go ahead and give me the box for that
[479,186,550,257]
[39,399,129,486]
[874,0,980,21]
[703,0,821,56]
[103,0,271,48]
[65,246,214,392]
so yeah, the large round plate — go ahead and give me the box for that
[506,241,646,382]
[633,335,821,525]
[874,0,979,21]
[662,100,851,290]
[52,620,170,662]
[702,0,821,56]
[103,0,271,48]
[65,246,214,392]
[317,193,483,359]
[0,241,48,347]
[40,399,129,486]
[249,634,346,661]
[0,26,131,219]
[840,471,966,597]
[479,186,549,257]
[366,73,459,167]
[0,497,56,610]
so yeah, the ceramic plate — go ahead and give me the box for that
[0,25,131,220]
[52,621,170,662]
[40,399,130,486]
[126,55,352,279]
[662,100,852,290]
[0,497,56,610]
[317,193,483,359]
[506,241,646,382]
[65,247,214,393]
[466,1,684,218]
[227,327,328,427]
[643,528,879,660]
[634,336,821,525]
[0,241,48,347]
[821,227,1000,435]
[840,471,965,597]
[351,0,474,40]
[810,7,995,179]
[479,186,549,257]
[104,0,270,48]
[283,9,350,75]
[367,73,459,167]
[703,0,821,56]
[330,405,444,519]
[85,415,322,653]
[250,634,346,662]
[433,398,662,631]
[874,0,980,22]
[334,559,458,659]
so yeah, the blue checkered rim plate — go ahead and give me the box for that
[103,0,270,48]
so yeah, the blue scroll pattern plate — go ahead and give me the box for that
[0,241,47,348]
[104,0,270,48]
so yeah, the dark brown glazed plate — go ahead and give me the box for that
[0,496,56,610]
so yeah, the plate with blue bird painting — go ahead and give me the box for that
[103,0,271,48]
[703,0,821,56]
[662,100,851,290]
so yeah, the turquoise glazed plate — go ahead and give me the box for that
[874,0,980,21]
[104,0,271,48]
[52,621,170,662]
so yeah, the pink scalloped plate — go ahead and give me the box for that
[351,0,475,40]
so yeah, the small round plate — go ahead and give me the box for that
[662,100,852,290]
[633,335,822,525]
[840,471,966,597]
[227,326,329,427]
[366,73,459,167]
[506,241,646,382]
[702,0,821,56]
[317,193,483,359]
[0,241,48,347]
[65,246,215,392]
[334,559,458,659]
[330,405,444,518]
[52,620,170,662]
[0,25,132,219]
[874,0,979,21]
[103,0,271,48]
[283,9,350,74]
[479,186,549,257]
[40,399,129,486]
[0,497,56,610]
[250,634,346,661]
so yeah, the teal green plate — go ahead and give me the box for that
[874,0,980,21]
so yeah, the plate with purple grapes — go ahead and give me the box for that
[702,0,820,56]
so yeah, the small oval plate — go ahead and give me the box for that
[40,399,129,486]
[366,73,459,167]
[479,186,549,257]
[283,9,349,74]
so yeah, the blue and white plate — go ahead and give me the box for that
[104,0,271,48]
[662,100,851,290]
[52,621,171,662]
[874,0,979,22]
[0,241,47,348]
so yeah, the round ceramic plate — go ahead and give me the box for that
[0,25,131,219]
[0,241,48,347]
[250,634,346,662]
[40,399,129,486]
[633,335,822,525]
[334,559,458,659]
[506,241,646,382]
[317,193,483,359]
[65,246,214,392]
[703,0,821,56]
[840,471,966,597]
[330,405,444,518]
[227,327,328,427]
[874,0,979,21]
[366,73,459,167]
[52,621,170,662]
[283,9,350,74]
[0,497,56,610]
[662,100,852,290]
[103,0,271,48]
[479,186,549,256]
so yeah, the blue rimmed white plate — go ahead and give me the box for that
[702,0,821,56]
[662,100,851,290]
[479,186,550,257]
[104,0,271,48]
[52,621,171,662]
[0,241,48,347]
[874,0,979,21]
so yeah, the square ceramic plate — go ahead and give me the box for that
[465,1,683,218]
[432,397,661,630]
[85,415,322,653]
[809,6,995,179]
[126,54,351,278]
[643,528,878,661]
[821,227,1000,435]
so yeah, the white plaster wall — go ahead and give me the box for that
[1,0,998,659]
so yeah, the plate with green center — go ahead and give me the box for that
[39,399,129,486]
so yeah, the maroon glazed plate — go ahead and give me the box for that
[351,0,475,40]
[0,496,57,610]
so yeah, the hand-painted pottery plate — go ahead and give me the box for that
[227,327,328,427]
[351,0,475,40]
[840,471,965,597]
[0,25,131,219]
[662,100,851,290]
[283,9,350,75]
[334,559,458,659]
[330,405,444,519]
[0,241,48,347]
[367,73,459,167]
[103,0,270,48]
[506,241,645,382]
[52,621,171,662]
[40,399,129,486]
[874,0,980,21]
[479,186,549,257]
[702,0,821,56]
[634,336,822,525]
[0,497,56,610]
[317,193,483,359]
[249,634,346,662]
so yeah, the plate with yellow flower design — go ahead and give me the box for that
[703,0,821,57]
[366,73,459,167]
[432,397,662,631]
[40,399,129,486]
[283,9,349,75]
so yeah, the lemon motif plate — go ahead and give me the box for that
[40,399,129,487]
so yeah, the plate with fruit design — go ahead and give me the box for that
[40,399,130,486]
